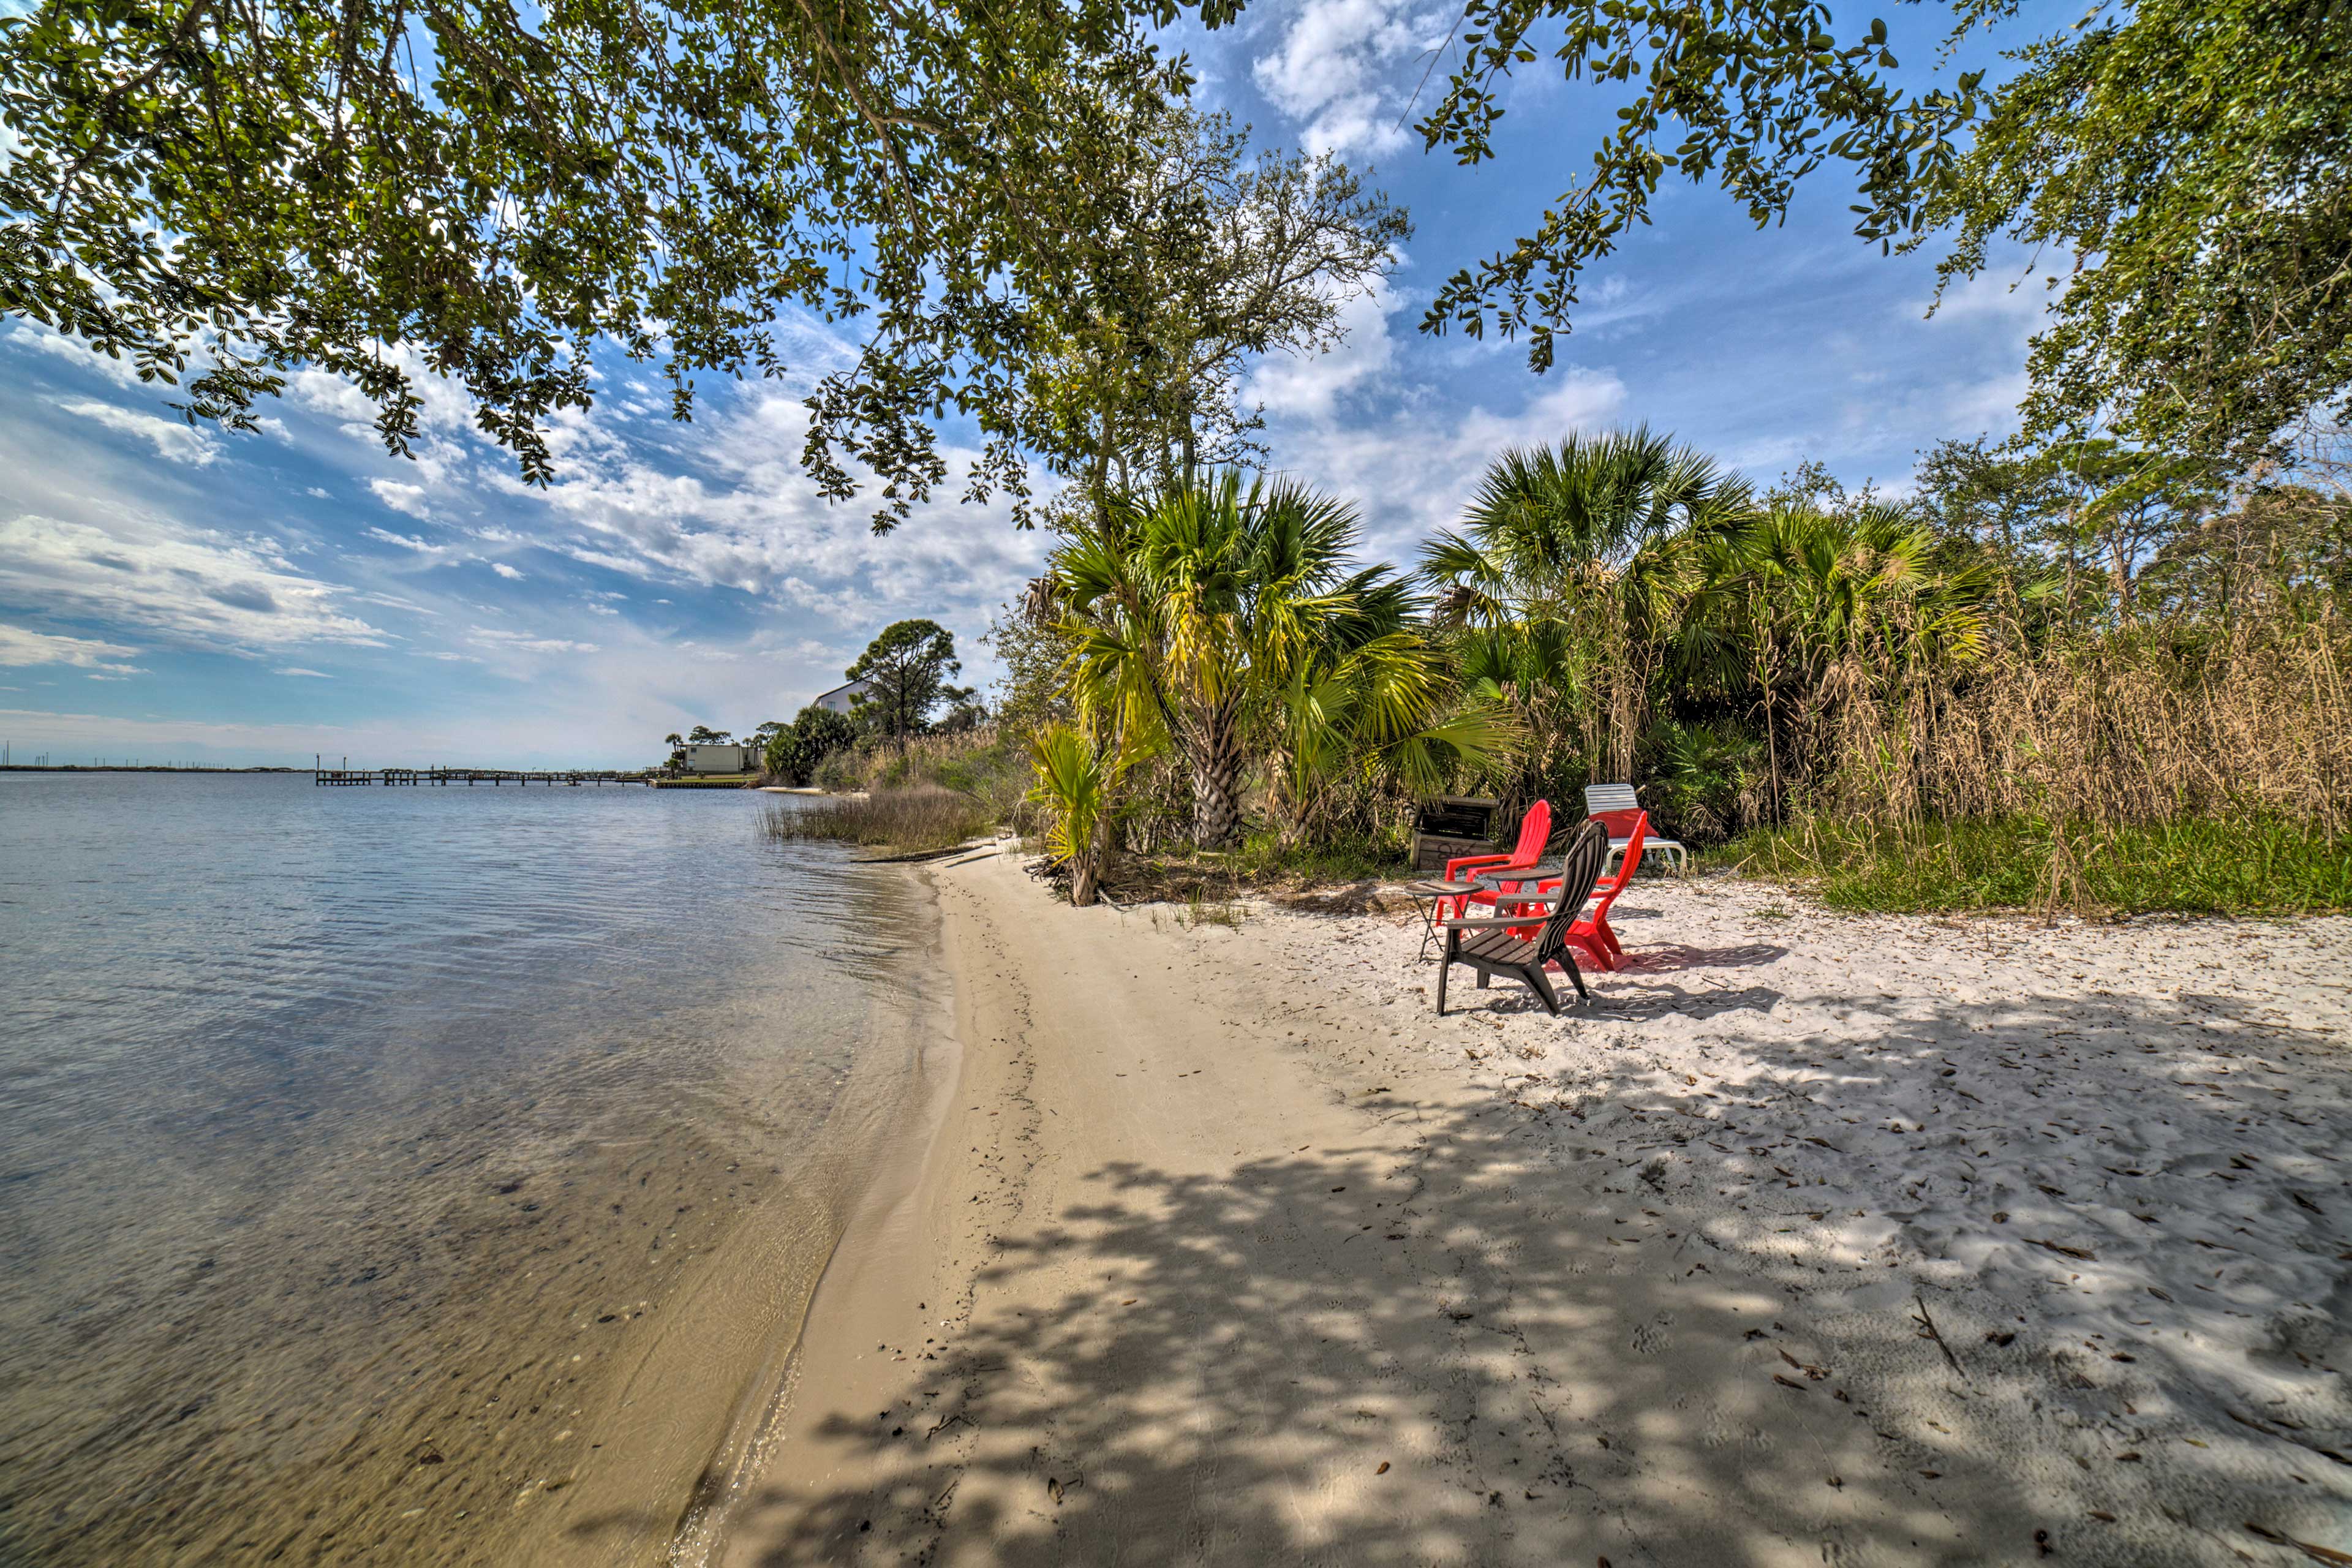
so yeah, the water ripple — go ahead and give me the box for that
[0,772,931,1565]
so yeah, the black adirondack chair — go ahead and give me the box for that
[1433,820,1611,1016]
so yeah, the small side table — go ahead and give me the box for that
[1405,878,1480,962]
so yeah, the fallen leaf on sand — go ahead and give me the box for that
[1376,1461,1390,1474]
[2246,1524,2352,1566]
[1772,1374,1809,1392]
[2026,1237,2098,1261]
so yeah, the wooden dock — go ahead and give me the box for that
[312,765,651,787]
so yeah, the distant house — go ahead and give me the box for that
[810,677,873,717]
[681,742,758,774]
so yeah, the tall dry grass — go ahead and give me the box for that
[1822,615,2352,832]
[763,786,997,854]
[1727,612,2352,914]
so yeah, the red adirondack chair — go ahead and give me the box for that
[1498,809,1651,967]
[1442,800,1551,919]
[1557,810,1649,970]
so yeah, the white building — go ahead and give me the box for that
[681,742,758,774]
[810,677,872,717]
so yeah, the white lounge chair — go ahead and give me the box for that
[1585,783,1687,874]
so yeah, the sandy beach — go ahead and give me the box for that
[715,853,2352,1567]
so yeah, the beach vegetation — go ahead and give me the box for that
[1715,814,2352,919]
[1025,725,1133,905]
[991,417,2351,916]
[761,706,859,785]
[762,786,997,858]
[1038,470,1513,860]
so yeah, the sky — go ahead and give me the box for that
[0,1,2054,769]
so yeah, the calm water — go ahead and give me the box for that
[0,772,948,1566]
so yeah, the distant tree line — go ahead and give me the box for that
[656,620,984,784]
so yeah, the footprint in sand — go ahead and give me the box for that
[1630,1313,1673,1354]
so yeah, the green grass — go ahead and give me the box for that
[762,786,997,855]
[1183,890,1246,928]
[1708,813,2352,916]
[1223,832,1409,886]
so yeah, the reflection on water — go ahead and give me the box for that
[0,772,942,1566]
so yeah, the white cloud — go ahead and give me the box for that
[1920,265,2058,326]
[56,398,219,466]
[364,526,448,556]
[1266,366,1629,554]
[276,667,333,678]
[369,479,433,518]
[0,623,145,674]
[306,486,331,500]
[476,390,1050,630]
[489,561,524,580]
[353,590,434,615]
[0,513,389,651]
[8,324,148,388]
[1252,0,1444,155]
[467,627,600,655]
[1245,276,1401,421]
[288,345,477,436]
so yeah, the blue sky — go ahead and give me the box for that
[0,1,2049,768]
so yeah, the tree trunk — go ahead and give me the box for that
[1190,723,1243,850]
[1071,811,1112,907]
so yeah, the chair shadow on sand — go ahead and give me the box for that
[1444,939,1789,1020]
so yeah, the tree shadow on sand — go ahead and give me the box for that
[710,978,2350,1567]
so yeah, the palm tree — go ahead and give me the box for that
[1026,725,1127,905]
[1687,500,1996,815]
[1044,469,1512,850]
[1422,426,1751,787]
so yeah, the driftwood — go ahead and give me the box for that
[855,839,1001,865]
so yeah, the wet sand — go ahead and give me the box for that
[715,854,2352,1568]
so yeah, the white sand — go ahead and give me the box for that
[1273,876,2352,1562]
[718,855,2352,1567]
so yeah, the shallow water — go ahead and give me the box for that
[0,772,944,1566]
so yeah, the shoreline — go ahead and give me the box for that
[714,854,2352,1567]
[487,853,959,1568]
